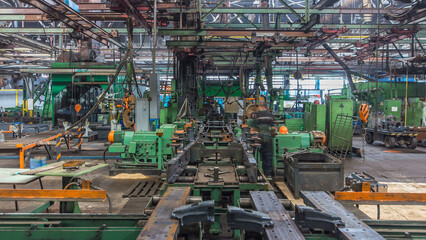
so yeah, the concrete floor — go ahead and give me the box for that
[348,136,426,183]
[346,136,426,220]
[0,136,424,220]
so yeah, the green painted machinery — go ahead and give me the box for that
[383,99,402,121]
[326,99,354,150]
[303,103,326,132]
[272,131,326,172]
[108,124,177,171]
[406,98,424,127]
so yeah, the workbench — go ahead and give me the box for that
[0,130,62,168]
[23,161,108,213]
[0,168,43,211]
[0,127,85,169]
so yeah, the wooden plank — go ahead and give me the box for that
[250,191,304,240]
[139,181,154,197]
[137,187,190,240]
[275,181,304,205]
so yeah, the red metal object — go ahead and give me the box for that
[345,27,418,61]
[108,0,152,33]
[305,25,349,51]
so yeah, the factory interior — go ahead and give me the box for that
[0,0,425,239]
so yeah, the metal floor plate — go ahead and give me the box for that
[301,191,385,240]
[250,191,304,240]
[137,186,190,240]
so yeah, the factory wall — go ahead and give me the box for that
[0,90,22,108]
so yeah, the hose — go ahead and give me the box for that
[103,146,110,164]
[91,184,112,214]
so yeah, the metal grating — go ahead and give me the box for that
[328,114,359,161]
[123,181,162,198]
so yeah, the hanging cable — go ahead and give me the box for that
[66,19,136,130]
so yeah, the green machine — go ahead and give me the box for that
[46,63,121,125]
[326,99,354,151]
[383,99,402,121]
[303,103,326,132]
[272,131,326,173]
[406,98,424,127]
[108,124,177,173]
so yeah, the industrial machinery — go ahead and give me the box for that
[108,124,178,174]
[364,116,419,149]
[164,119,268,237]
[273,130,326,172]
[283,151,344,198]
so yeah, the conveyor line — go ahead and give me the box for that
[137,186,190,240]
[250,191,304,240]
[302,191,385,240]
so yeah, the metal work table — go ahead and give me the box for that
[0,168,42,185]
[24,162,108,213]
[0,130,62,168]
[33,162,108,178]
[0,168,43,211]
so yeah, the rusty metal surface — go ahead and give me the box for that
[250,191,304,240]
[0,189,107,202]
[195,165,238,185]
[167,142,195,183]
[335,191,426,205]
[123,181,162,198]
[302,191,385,240]
[0,131,59,150]
[137,187,191,240]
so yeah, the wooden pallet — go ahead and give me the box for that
[123,181,162,198]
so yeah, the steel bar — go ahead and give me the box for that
[202,0,227,19]
[167,7,386,14]
[0,189,107,202]
[158,29,315,37]
[302,191,385,240]
[322,43,357,90]
[137,187,190,240]
[20,0,108,45]
[50,0,110,37]
[277,0,304,21]
[335,192,426,205]
[250,191,304,240]
[110,0,152,33]
[0,26,423,34]
[19,0,122,48]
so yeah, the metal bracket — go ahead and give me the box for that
[227,206,273,233]
[295,205,344,233]
[171,200,215,226]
